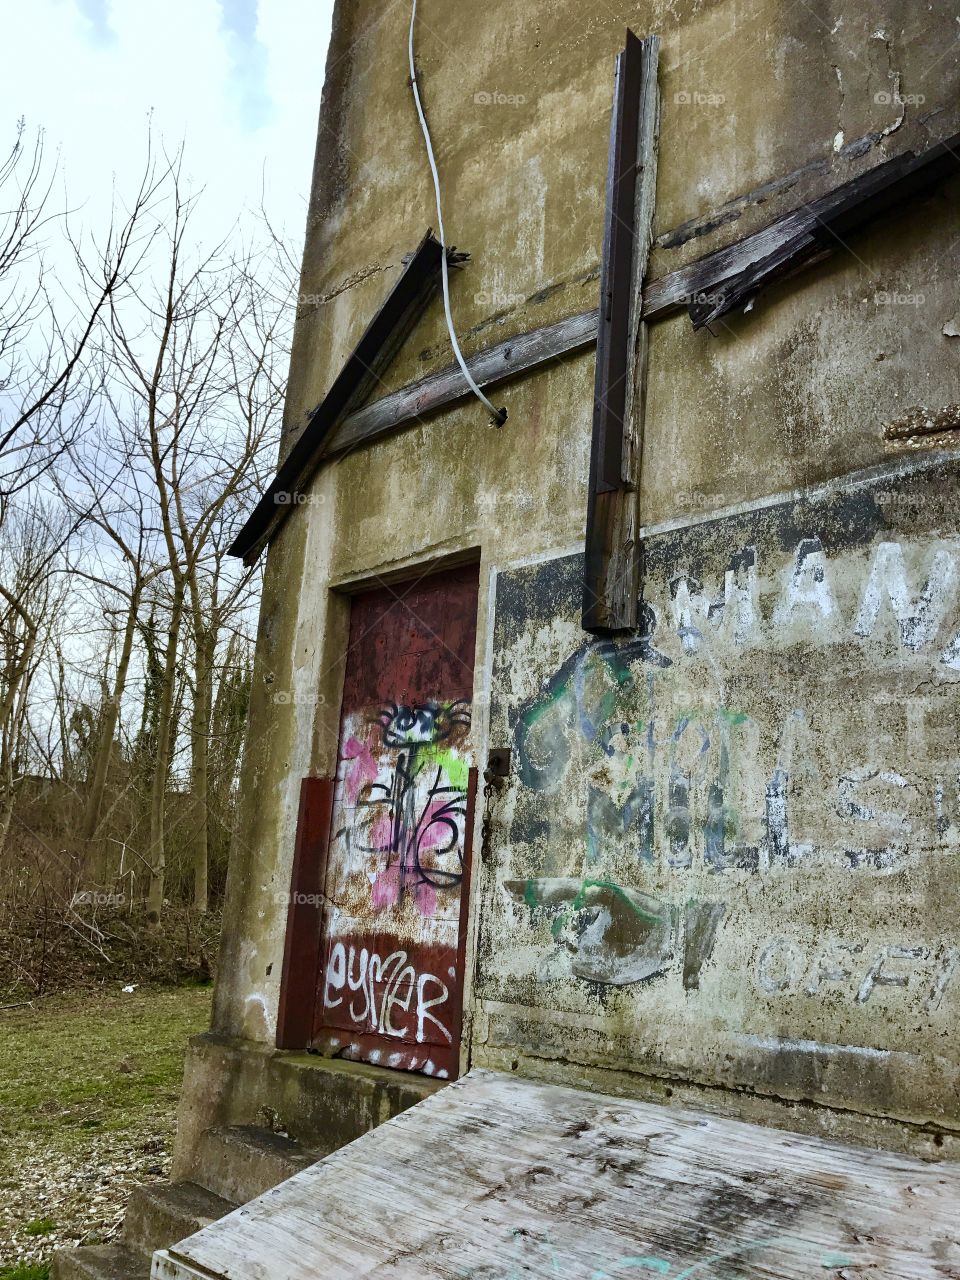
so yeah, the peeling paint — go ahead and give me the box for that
[480,458,960,1126]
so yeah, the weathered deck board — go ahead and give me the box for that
[153,1069,960,1280]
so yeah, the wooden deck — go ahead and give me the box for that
[153,1069,960,1280]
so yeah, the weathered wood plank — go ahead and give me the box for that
[620,34,660,488]
[590,30,645,495]
[582,32,660,634]
[643,129,960,328]
[228,229,448,566]
[159,1069,960,1280]
[323,308,599,459]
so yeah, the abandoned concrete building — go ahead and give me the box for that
[55,0,960,1276]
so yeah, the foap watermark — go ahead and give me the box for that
[473,89,527,106]
[476,488,535,518]
[673,89,726,107]
[272,690,327,707]
[875,289,925,307]
[676,488,729,512]
[875,491,917,512]
[72,890,126,908]
[680,289,726,310]
[273,490,326,507]
[274,890,324,909]
[475,287,527,310]
[875,90,925,106]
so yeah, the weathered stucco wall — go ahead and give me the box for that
[213,0,960,1147]
[214,353,594,1042]
[282,0,960,448]
[476,453,960,1149]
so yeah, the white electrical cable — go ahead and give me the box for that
[408,0,506,425]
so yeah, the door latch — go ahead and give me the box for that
[481,748,511,863]
[484,747,511,785]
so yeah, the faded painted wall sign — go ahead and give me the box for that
[312,566,479,1078]
[480,458,960,1124]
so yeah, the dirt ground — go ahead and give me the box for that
[0,985,212,1271]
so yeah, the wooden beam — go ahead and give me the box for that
[621,35,661,490]
[323,308,599,459]
[582,32,660,634]
[643,130,960,328]
[230,130,959,569]
[228,229,448,566]
[331,126,960,459]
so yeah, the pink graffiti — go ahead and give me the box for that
[367,813,393,850]
[414,880,438,917]
[371,865,400,911]
[343,735,378,804]
[371,864,437,917]
[418,798,457,849]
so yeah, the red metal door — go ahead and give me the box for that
[312,564,480,1080]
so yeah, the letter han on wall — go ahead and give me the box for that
[477,458,960,1120]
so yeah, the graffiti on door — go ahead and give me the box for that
[341,698,471,917]
[313,566,479,1077]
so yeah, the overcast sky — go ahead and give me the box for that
[6,0,335,251]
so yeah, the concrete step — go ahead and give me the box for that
[51,1244,146,1280]
[121,1181,235,1259]
[191,1124,318,1204]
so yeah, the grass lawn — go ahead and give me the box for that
[0,985,212,1268]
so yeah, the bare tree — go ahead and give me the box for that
[0,122,164,510]
[101,163,292,917]
[0,129,293,931]
[0,123,164,873]
[0,499,71,854]
[60,434,166,858]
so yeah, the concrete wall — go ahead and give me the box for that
[476,455,960,1154]
[171,1033,442,1182]
[210,0,960,1152]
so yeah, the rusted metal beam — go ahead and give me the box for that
[228,229,449,566]
[582,31,660,634]
[276,776,335,1050]
[450,764,478,1079]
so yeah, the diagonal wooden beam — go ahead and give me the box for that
[228,229,449,566]
[643,130,960,328]
[323,309,599,458]
[229,131,958,569]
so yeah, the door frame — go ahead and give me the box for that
[276,556,482,1076]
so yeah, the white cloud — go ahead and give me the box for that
[4,0,334,249]
[74,0,116,45]
[217,0,273,132]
